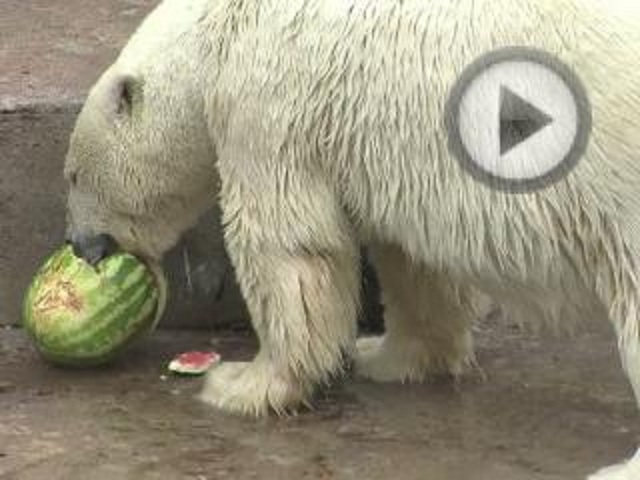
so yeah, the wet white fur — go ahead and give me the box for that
[65,1,640,478]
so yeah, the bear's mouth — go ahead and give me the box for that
[67,233,119,267]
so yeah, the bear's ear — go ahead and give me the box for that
[106,74,141,117]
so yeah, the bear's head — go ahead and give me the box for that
[64,0,216,265]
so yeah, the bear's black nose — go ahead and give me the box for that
[70,233,119,266]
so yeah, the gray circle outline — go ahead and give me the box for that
[445,46,592,193]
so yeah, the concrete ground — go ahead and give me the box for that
[2,315,639,480]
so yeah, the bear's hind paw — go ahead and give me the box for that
[355,336,468,384]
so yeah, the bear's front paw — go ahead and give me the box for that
[198,361,308,417]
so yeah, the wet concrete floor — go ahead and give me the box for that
[1,316,638,480]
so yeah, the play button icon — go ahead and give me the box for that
[499,86,553,155]
[446,47,592,192]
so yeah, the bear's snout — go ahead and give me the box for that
[68,232,119,266]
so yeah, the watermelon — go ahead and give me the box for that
[168,351,220,376]
[22,245,167,367]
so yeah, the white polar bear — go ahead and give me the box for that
[63,0,640,478]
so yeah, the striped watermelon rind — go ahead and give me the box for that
[22,245,166,367]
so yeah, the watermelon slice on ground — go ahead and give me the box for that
[168,351,220,375]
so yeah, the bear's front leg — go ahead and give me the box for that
[199,147,360,416]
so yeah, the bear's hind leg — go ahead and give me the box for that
[199,168,360,416]
[355,243,475,383]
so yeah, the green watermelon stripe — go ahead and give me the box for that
[39,274,153,344]
[98,255,140,282]
[27,250,142,335]
[40,285,155,354]
[100,264,147,293]
[40,298,156,364]
[63,282,156,347]
[81,293,157,356]
[34,292,157,365]
[38,261,148,338]
[45,285,156,356]
[105,260,140,286]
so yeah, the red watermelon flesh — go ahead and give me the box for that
[168,351,220,375]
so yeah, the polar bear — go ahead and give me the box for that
[63,0,640,478]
